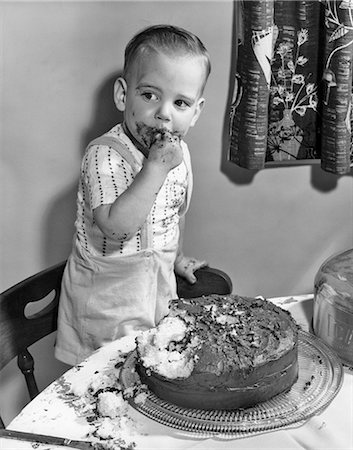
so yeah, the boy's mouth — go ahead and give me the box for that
[136,123,182,148]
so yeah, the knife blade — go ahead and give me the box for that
[0,428,96,449]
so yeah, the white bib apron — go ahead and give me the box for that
[55,133,192,365]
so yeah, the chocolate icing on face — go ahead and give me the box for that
[136,123,182,149]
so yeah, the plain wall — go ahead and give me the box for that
[1,0,352,425]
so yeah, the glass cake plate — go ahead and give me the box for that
[120,330,343,437]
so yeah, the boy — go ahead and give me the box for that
[55,25,211,365]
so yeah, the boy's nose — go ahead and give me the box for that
[155,103,171,122]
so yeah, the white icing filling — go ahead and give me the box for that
[136,316,198,379]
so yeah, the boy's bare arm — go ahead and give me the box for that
[94,162,168,240]
[94,133,182,240]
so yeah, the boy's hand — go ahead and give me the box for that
[147,130,183,172]
[175,254,208,284]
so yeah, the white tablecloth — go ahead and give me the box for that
[2,296,353,450]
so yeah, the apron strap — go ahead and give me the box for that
[88,135,141,173]
[179,141,193,217]
[87,134,152,250]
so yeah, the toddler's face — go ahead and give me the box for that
[117,51,206,150]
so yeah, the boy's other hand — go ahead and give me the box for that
[175,255,208,284]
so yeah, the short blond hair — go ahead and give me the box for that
[123,25,211,93]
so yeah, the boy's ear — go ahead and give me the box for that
[190,97,205,127]
[114,77,127,111]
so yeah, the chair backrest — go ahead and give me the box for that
[0,261,66,370]
[176,266,232,299]
[0,260,66,422]
[0,262,231,427]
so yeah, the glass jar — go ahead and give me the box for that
[313,249,353,366]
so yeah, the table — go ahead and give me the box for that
[1,296,352,450]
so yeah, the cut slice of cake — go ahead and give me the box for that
[136,294,298,410]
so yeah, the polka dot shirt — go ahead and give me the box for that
[75,124,192,257]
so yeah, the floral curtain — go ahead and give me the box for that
[229,0,353,174]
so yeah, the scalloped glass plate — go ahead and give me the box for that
[120,331,343,438]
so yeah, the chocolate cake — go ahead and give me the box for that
[136,294,298,410]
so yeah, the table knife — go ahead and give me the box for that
[0,429,96,449]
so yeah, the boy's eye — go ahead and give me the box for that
[141,92,158,102]
[175,99,190,109]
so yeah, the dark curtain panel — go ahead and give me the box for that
[229,0,353,174]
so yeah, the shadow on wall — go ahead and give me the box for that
[42,71,124,268]
[220,2,352,191]
[82,71,124,147]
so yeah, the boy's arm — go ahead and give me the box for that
[94,132,182,240]
[94,161,167,240]
[175,215,208,284]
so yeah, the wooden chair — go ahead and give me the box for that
[0,261,66,428]
[176,267,232,299]
[0,261,232,428]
